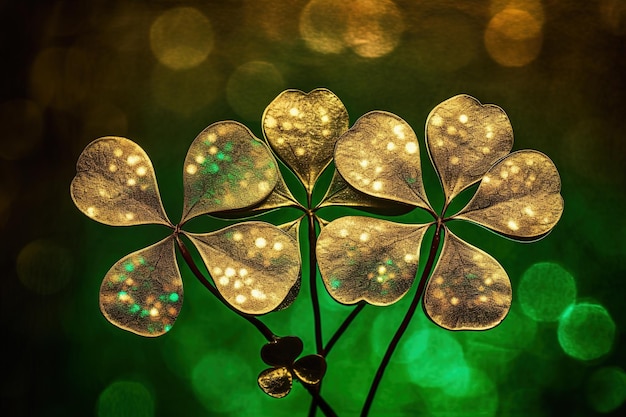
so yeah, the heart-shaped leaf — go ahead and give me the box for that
[99,236,183,337]
[423,228,511,330]
[261,336,304,366]
[334,111,432,212]
[181,121,279,223]
[426,94,514,203]
[184,222,301,315]
[317,216,429,305]
[258,367,293,398]
[293,354,327,385]
[454,150,564,240]
[70,137,171,227]
[262,88,349,194]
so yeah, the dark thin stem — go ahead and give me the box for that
[323,301,366,356]
[308,394,317,417]
[360,220,444,417]
[174,234,275,342]
[307,195,324,354]
[303,383,338,417]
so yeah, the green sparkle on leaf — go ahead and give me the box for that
[386,259,393,265]
[224,141,234,151]
[124,262,134,272]
[164,324,173,332]
[217,152,226,160]
[169,292,180,302]
[465,273,478,280]
[118,291,128,299]
[130,304,141,314]
[207,163,219,174]
[330,278,341,290]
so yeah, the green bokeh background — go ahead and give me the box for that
[2,1,625,416]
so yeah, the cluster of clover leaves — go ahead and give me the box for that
[70,89,563,417]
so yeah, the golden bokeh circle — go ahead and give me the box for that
[484,8,543,67]
[150,7,214,70]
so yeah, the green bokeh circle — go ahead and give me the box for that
[97,380,154,417]
[518,262,576,322]
[557,302,616,361]
[586,366,626,413]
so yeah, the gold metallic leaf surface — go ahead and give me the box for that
[334,111,432,211]
[316,217,429,305]
[455,150,564,240]
[317,168,401,210]
[185,222,301,315]
[181,121,278,223]
[99,236,183,337]
[423,229,511,330]
[258,367,292,398]
[293,354,327,385]
[426,95,514,203]
[244,171,301,213]
[70,137,171,227]
[262,88,349,193]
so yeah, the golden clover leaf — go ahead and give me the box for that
[317,95,564,330]
[70,122,302,336]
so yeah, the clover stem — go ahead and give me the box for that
[174,234,275,342]
[322,301,366,356]
[303,383,338,417]
[360,220,444,417]
[306,205,324,354]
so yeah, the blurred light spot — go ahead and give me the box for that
[191,350,259,413]
[151,61,219,116]
[489,0,545,25]
[0,99,43,160]
[16,239,73,295]
[343,0,405,58]
[244,0,308,42]
[300,0,404,58]
[300,0,349,53]
[226,61,286,121]
[405,329,468,388]
[586,366,626,413]
[599,0,626,36]
[30,47,97,111]
[518,262,577,322]
[97,380,154,417]
[484,8,543,67]
[558,302,616,361]
[150,7,214,70]
[442,367,495,399]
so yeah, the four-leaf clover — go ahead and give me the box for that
[317,95,564,330]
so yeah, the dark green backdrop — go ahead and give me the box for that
[2,1,625,416]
